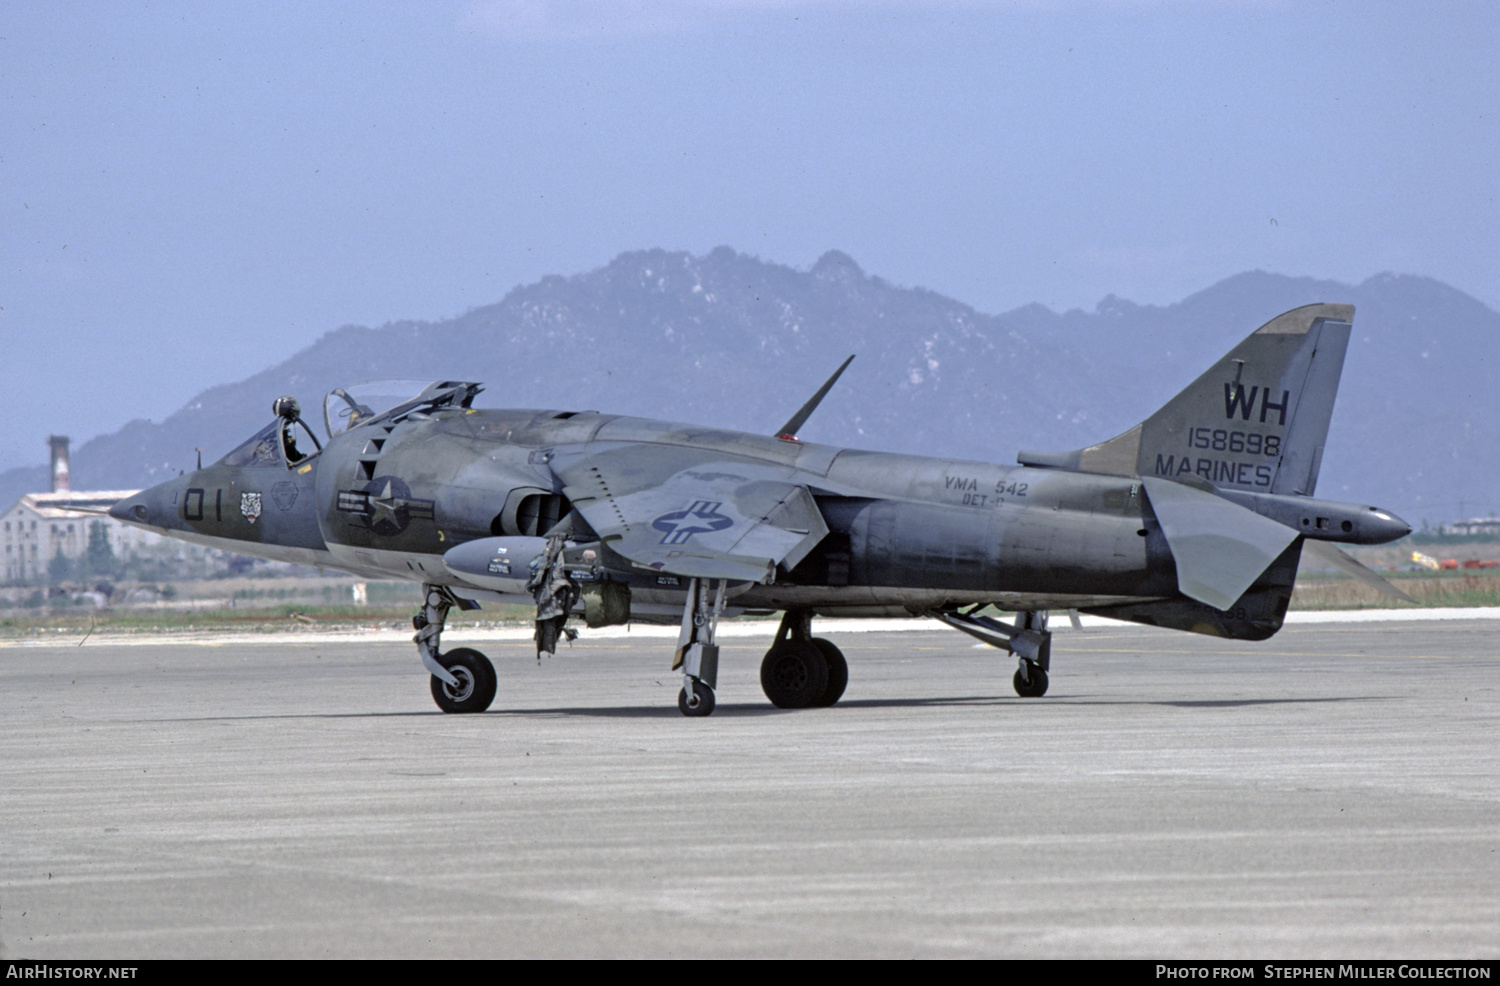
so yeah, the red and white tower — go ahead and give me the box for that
[48,435,71,493]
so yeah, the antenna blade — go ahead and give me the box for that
[775,355,855,439]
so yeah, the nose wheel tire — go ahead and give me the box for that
[430,647,498,713]
[1013,664,1049,698]
[678,680,716,717]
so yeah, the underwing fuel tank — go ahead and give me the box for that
[443,536,548,593]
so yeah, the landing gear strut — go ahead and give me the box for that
[759,610,847,709]
[673,578,725,717]
[933,606,1052,698]
[415,584,496,713]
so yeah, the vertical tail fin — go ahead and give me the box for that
[1019,303,1353,495]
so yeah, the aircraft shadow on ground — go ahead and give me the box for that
[820,694,1385,711]
[141,693,1384,724]
[1144,696,1385,709]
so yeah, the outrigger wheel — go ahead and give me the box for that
[678,679,716,717]
[430,647,498,714]
[1013,662,1048,698]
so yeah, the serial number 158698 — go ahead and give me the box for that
[1187,428,1280,457]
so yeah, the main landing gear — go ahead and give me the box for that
[416,584,497,713]
[933,607,1053,698]
[670,594,850,717]
[759,610,848,709]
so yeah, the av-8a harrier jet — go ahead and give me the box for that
[112,303,1411,716]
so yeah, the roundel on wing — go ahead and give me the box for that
[652,501,734,545]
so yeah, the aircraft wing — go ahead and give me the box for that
[554,446,829,583]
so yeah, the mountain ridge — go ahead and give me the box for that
[5,250,1494,526]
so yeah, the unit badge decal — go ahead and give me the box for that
[270,481,299,511]
[241,491,263,525]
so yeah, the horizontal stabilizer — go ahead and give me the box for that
[1142,477,1300,611]
[1301,539,1416,603]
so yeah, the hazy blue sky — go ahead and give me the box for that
[5,1,1496,472]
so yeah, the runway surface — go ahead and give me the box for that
[2,618,1497,959]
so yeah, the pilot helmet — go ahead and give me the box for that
[272,396,301,420]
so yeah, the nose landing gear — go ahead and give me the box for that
[416,584,497,714]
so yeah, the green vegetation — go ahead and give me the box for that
[85,520,117,577]
[0,600,536,638]
[1291,571,1500,610]
[1409,531,1500,547]
[47,546,75,584]
[4,564,1498,641]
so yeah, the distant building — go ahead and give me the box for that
[1442,517,1500,537]
[1,490,155,583]
[1,436,215,585]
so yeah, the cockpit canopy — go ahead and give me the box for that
[323,380,482,437]
[326,380,430,439]
[216,381,482,470]
[218,420,288,467]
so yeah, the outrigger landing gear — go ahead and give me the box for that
[415,584,497,713]
[759,609,848,709]
[673,578,725,717]
[933,606,1052,698]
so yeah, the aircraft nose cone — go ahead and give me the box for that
[110,491,154,526]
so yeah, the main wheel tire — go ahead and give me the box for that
[678,680,716,717]
[760,641,830,709]
[1013,664,1049,698]
[430,647,498,713]
[810,638,848,707]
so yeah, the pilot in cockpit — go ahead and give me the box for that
[273,396,308,465]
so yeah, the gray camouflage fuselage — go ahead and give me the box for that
[112,405,1405,641]
[109,304,1416,716]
